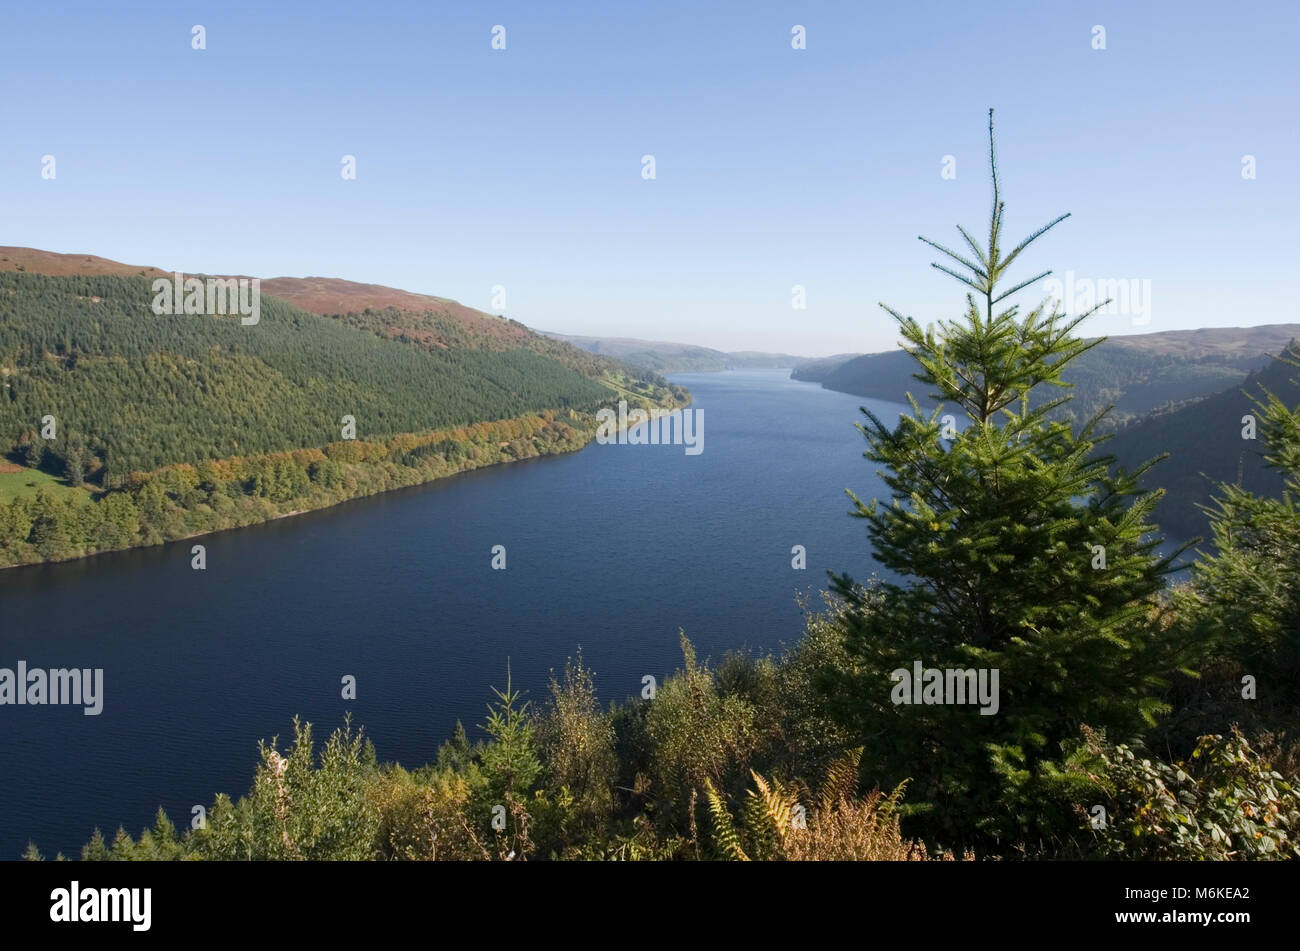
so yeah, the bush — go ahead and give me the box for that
[645,634,759,830]
[1083,727,1300,860]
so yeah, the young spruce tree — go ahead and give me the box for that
[1184,349,1300,716]
[824,110,1189,851]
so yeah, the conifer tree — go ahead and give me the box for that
[824,110,1190,850]
[481,668,542,801]
[81,827,110,862]
[1184,348,1300,713]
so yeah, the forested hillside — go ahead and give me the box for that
[790,327,1300,431]
[544,332,805,373]
[1108,348,1300,538]
[793,325,1300,539]
[785,352,861,382]
[794,336,1278,431]
[0,271,687,567]
[0,247,665,384]
[0,273,621,483]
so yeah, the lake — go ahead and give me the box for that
[0,369,899,857]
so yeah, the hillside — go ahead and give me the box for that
[0,265,687,568]
[787,352,862,382]
[544,332,805,373]
[0,248,646,383]
[1098,324,1300,359]
[0,246,168,279]
[794,325,1300,431]
[259,276,519,342]
[1107,349,1300,539]
[0,271,634,480]
[723,350,808,369]
[0,248,521,344]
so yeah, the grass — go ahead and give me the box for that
[599,371,666,404]
[0,465,90,502]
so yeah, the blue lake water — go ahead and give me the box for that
[0,370,904,857]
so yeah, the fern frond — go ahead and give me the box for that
[745,770,798,858]
[881,779,911,817]
[703,779,749,861]
[819,747,864,811]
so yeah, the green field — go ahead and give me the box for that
[0,466,90,502]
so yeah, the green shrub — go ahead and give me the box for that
[1083,727,1300,860]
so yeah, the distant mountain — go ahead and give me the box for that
[544,332,806,373]
[793,325,1300,431]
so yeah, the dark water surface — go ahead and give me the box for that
[1,370,902,857]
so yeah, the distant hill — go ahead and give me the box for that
[261,275,528,346]
[0,249,516,342]
[0,272,620,480]
[0,249,684,482]
[793,325,1300,431]
[264,281,633,380]
[0,247,652,382]
[544,332,805,373]
[0,257,692,569]
[788,321,1300,540]
[724,350,811,369]
[1097,324,1300,359]
[1107,349,1300,540]
[0,246,168,279]
[787,353,863,382]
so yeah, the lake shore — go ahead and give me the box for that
[0,390,692,571]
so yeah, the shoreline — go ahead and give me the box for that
[0,391,691,572]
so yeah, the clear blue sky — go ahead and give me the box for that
[2,1,1296,355]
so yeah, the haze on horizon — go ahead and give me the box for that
[1,0,1295,356]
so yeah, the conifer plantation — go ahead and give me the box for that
[0,273,686,567]
[26,113,1300,863]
